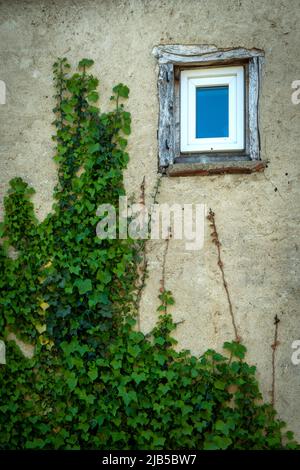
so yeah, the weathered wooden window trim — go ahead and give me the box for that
[153,45,265,174]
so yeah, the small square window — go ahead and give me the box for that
[180,66,244,153]
[196,86,229,139]
[153,45,265,173]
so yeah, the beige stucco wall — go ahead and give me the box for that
[0,0,299,439]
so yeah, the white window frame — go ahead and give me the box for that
[180,66,244,153]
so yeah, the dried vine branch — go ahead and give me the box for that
[139,176,146,206]
[207,209,239,342]
[135,176,147,330]
[271,314,280,406]
[148,175,162,232]
[160,227,171,294]
[158,227,172,316]
[135,176,162,328]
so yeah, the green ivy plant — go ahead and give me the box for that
[0,58,298,450]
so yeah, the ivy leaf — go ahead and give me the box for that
[78,58,94,69]
[39,301,50,311]
[154,336,165,346]
[65,372,78,391]
[203,435,232,450]
[61,103,73,114]
[132,372,147,385]
[214,380,226,390]
[87,143,100,154]
[223,341,247,359]
[88,367,98,382]
[286,431,294,440]
[74,278,92,294]
[96,416,105,427]
[0,222,5,238]
[230,361,240,373]
[154,353,166,366]
[87,91,99,102]
[111,431,126,443]
[140,430,152,442]
[113,83,129,98]
[111,359,122,370]
[35,322,47,334]
[215,419,235,436]
[61,339,89,356]
[65,114,74,123]
[181,405,193,416]
[127,344,141,358]
[152,436,165,448]
[118,389,137,407]
[88,292,104,308]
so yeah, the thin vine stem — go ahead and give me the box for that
[271,314,280,407]
[207,209,239,342]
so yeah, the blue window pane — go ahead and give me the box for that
[196,86,229,138]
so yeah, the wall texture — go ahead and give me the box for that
[0,0,299,439]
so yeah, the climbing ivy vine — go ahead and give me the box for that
[0,58,298,450]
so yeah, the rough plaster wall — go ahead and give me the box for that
[0,0,299,439]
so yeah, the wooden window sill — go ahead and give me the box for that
[166,160,268,177]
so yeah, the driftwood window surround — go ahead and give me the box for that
[152,45,265,175]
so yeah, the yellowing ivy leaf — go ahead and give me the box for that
[35,323,47,334]
[38,335,54,350]
[39,301,50,311]
[41,260,52,270]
